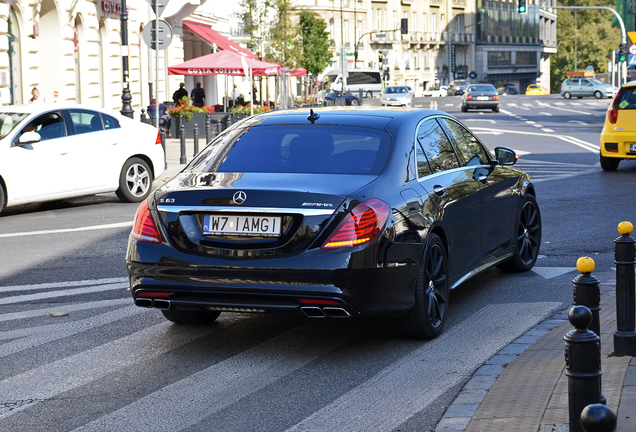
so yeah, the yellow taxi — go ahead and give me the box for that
[600,82,636,170]
[525,84,549,95]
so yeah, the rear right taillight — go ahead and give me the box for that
[131,200,162,243]
[321,198,391,249]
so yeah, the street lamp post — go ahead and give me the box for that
[120,0,134,118]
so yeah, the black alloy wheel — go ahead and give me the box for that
[499,194,541,272]
[396,233,449,339]
[162,309,221,324]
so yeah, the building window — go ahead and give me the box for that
[405,51,410,70]
[344,19,349,46]
[441,14,445,31]
[488,51,512,67]
[516,51,537,65]
[423,13,427,33]
[357,20,362,44]
[413,12,417,32]
[329,18,334,44]
[376,9,381,30]
[432,14,437,33]
[414,53,419,69]
[393,11,397,32]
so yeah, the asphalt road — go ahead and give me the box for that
[1,95,632,431]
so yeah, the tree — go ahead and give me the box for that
[265,0,302,67]
[297,11,332,76]
[550,0,621,93]
[237,0,272,59]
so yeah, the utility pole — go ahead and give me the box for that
[120,0,133,118]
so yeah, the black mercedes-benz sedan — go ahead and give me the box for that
[126,107,541,339]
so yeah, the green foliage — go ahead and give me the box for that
[551,0,621,93]
[297,12,332,76]
[237,0,272,58]
[265,0,302,67]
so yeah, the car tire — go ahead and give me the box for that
[461,104,468,112]
[600,155,620,171]
[396,233,449,339]
[563,92,572,99]
[350,98,359,106]
[594,91,603,99]
[0,182,6,215]
[366,91,373,98]
[493,106,500,113]
[161,309,221,325]
[498,194,542,273]
[115,157,154,203]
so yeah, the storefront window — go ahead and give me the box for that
[488,51,511,66]
[516,51,537,65]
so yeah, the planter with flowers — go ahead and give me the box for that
[229,104,271,124]
[168,97,215,138]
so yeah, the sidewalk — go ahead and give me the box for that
[155,138,192,182]
[436,279,636,432]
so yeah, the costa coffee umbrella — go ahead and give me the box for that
[168,50,281,76]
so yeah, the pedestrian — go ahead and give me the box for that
[28,87,46,104]
[172,82,188,105]
[190,82,205,107]
[230,84,242,106]
[252,84,258,104]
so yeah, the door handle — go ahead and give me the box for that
[433,185,445,196]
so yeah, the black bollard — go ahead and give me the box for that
[193,123,199,157]
[205,114,211,144]
[179,120,187,165]
[214,119,222,137]
[140,109,148,124]
[565,305,602,432]
[614,221,636,356]
[160,129,167,170]
[581,403,617,432]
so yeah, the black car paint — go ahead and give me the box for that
[127,108,534,320]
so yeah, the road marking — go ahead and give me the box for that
[0,298,130,323]
[70,322,366,432]
[472,127,599,153]
[0,222,133,239]
[542,128,555,132]
[464,119,496,124]
[533,124,544,128]
[535,100,593,115]
[284,302,560,432]
[526,121,536,124]
[539,112,553,116]
[0,282,128,305]
[568,120,589,125]
[0,277,128,293]
[532,267,577,279]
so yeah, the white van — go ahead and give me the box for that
[322,68,382,98]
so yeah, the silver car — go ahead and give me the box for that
[560,78,618,99]
[381,86,413,107]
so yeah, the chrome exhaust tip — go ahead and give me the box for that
[153,299,171,310]
[135,298,153,308]
[300,306,326,318]
[323,307,351,318]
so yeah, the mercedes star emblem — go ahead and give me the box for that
[233,191,247,205]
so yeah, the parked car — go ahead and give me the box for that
[126,108,541,339]
[422,86,448,97]
[323,90,361,106]
[0,104,165,214]
[447,80,471,96]
[525,84,549,95]
[560,77,618,99]
[462,84,500,112]
[380,86,413,107]
[599,81,636,170]
[497,84,519,95]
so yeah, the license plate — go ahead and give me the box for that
[477,96,489,101]
[202,215,282,237]
[631,144,636,152]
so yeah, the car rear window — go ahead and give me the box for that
[613,87,636,110]
[468,85,495,92]
[189,125,391,175]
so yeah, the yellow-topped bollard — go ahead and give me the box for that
[576,257,595,274]
[618,221,633,236]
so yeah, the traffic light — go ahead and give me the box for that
[619,43,628,62]
[518,0,527,13]
[379,53,383,64]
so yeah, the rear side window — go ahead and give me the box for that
[416,119,459,173]
[69,109,103,135]
[189,125,391,175]
[613,87,636,110]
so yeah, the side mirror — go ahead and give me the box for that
[494,147,518,165]
[17,131,42,145]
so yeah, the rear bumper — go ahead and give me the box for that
[600,130,636,158]
[464,101,499,109]
[126,238,422,318]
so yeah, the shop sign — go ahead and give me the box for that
[102,1,129,17]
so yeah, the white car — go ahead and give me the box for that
[0,104,165,214]
[422,86,448,97]
[380,86,413,107]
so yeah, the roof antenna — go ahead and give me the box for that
[307,109,320,124]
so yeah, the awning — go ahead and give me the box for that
[183,21,257,59]
[168,50,281,76]
[289,68,307,77]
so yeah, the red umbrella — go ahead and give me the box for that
[168,50,281,77]
[289,67,307,77]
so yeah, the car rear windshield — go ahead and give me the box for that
[0,112,30,139]
[613,87,636,110]
[468,85,495,92]
[189,125,391,175]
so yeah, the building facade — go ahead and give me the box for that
[293,0,556,94]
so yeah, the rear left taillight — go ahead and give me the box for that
[155,130,162,144]
[131,200,162,244]
[608,109,618,124]
[321,198,391,249]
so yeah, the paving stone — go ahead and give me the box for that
[486,354,518,365]
[499,343,533,355]
[474,364,504,376]
[444,403,480,418]
[454,389,488,404]
[463,375,497,391]
[435,416,471,431]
